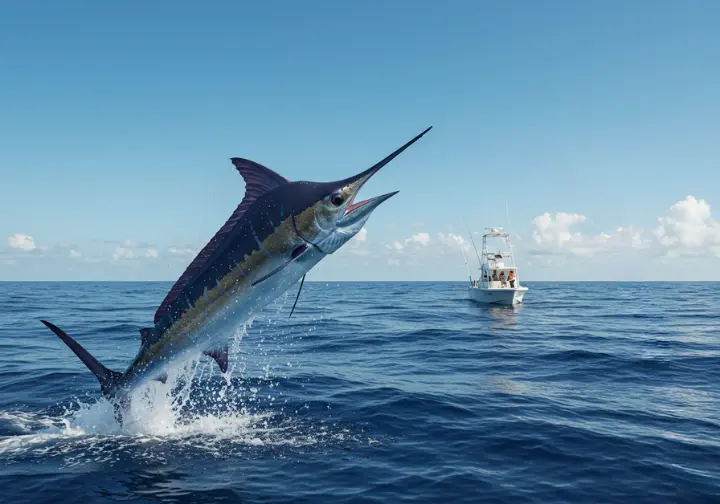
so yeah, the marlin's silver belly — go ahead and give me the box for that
[117,247,325,392]
[194,246,325,347]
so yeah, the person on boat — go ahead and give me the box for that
[499,271,506,286]
[492,270,498,282]
[508,270,516,288]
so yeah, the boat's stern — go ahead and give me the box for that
[468,285,528,305]
[512,286,528,305]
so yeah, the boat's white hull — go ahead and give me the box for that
[467,286,527,305]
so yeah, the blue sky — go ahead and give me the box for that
[2,1,719,281]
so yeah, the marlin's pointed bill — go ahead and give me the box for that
[38,126,433,417]
[334,126,432,221]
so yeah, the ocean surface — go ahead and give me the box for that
[0,281,718,503]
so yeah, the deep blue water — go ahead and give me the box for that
[0,281,719,503]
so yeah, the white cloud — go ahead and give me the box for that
[435,232,476,261]
[346,227,368,250]
[437,232,466,249]
[338,228,371,256]
[532,213,585,247]
[407,232,431,247]
[8,233,36,251]
[347,248,370,256]
[168,246,197,256]
[653,196,720,257]
[529,212,650,259]
[379,231,469,271]
[354,228,367,242]
[614,226,650,249]
[111,239,159,261]
[112,247,135,260]
[384,231,434,255]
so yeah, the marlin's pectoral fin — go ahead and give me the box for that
[251,244,309,287]
[289,274,306,318]
[204,345,229,374]
[153,373,168,384]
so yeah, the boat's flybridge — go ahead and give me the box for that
[462,226,528,305]
[474,229,519,289]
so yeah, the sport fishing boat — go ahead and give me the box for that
[462,227,528,305]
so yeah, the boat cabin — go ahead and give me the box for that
[468,228,521,289]
[475,264,518,289]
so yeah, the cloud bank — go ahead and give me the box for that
[3,195,719,281]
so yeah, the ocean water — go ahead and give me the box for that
[0,281,718,503]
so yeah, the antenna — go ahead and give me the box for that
[463,218,482,266]
[504,200,514,251]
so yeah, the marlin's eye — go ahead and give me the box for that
[330,192,345,206]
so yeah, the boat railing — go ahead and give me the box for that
[486,250,513,257]
[481,278,520,289]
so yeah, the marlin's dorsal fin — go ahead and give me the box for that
[153,159,290,325]
[203,345,229,374]
[231,158,290,199]
[139,327,153,345]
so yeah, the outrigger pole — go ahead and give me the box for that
[459,240,472,285]
[463,218,483,267]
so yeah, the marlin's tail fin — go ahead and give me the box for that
[40,320,123,397]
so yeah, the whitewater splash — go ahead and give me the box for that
[0,314,356,463]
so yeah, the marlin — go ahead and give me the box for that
[40,126,432,412]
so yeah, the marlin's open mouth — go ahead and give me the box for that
[345,183,399,216]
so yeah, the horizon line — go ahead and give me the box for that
[1,280,719,283]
